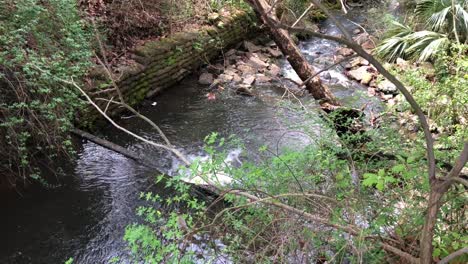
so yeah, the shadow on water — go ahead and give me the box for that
[0,10,382,264]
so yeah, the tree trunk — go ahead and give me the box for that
[246,0,339,105]
[420,181,449,264]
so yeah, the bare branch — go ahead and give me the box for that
[439,247,468,264]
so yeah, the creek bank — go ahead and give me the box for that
[82,9,258,125]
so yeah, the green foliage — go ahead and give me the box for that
[388,46,467,151]
[0,0,91,186]
[122,121,466,263]
[209,0,250,10]
[377,0,467,62]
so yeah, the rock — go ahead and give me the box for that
[232,74,242,83]
[420,62,436,79]
[321,71,332,80]
[237,64,256,75]
[354,32,369,45]
[236,85,254,96]
[266,47,283,58]
[256,53,270,63]
[223,69,237,76]
[207,64,224,74]
[387,98,396,106]
[347,66,374,85]
[226,55,241,65]
[266,41,277,48]
[268,64,281,77]
[198,72,214,85]
[208,13,220,22]
[396,58,411,70]
[248,55,269,69]
[381,94,394,101]
[361,73,374,85]
[336,47,354,57]
[242,75,256,85]
[225,49,236,57]
[362,39,376,50]
[217,74,233,83]
[256,74,272,84]
[243,41,262,53]
[348,57,369,68]
[377,80,398,94]
[367,87,376,96]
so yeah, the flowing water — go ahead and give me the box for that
[0,12,382,264]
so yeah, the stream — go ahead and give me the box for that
[0,12,382,264]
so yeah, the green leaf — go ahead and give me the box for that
[376,181,385,191]
[391,164,406,173]
[363,173,379,187]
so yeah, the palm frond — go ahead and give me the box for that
[454,4,468,42]
[406,31,450,61]
[376,22,414,62]
[427,6,451,32]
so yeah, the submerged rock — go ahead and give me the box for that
[236,85,254,96]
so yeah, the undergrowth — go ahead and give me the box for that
[122,114,466,263]
[0,0,91,188]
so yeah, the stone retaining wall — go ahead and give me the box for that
[82,10,257,124]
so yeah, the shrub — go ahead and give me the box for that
[0,0,91,188]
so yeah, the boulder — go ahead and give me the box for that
[237,64,256,75]
[381,94,394,101]
[268,64,281,77]
[348,66,375,85]
[208,13,220,23]
[256,74,272,84]
[199,72,214,85]
[420,62,436,78]
[337,47,355,57]
[396,58,411,71]
[236,85,254,96]
[207,64,224,74]
[362,39,376,50]
[243,41,262,53]
[217,74,233,83]
[225,49,236,57]
[248,56,269,69]
[266,47,283,58]
[321,71,332,80]
[232,73,242,83]
[347,57,369,68]
[223,68,237,76]
[377,80,398,94]
[242,75,256,85]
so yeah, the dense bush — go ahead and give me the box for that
[0,0,91,188]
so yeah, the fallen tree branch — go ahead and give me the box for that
[71,127,158,168]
